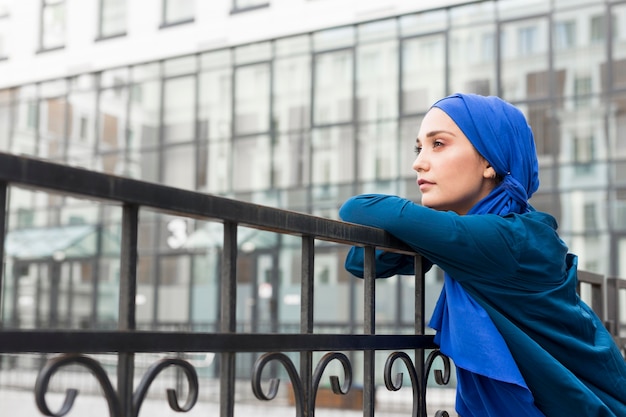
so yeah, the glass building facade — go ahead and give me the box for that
[0,0,625,339]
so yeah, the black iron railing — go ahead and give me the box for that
[0,153,449,417]
[0,153,623,417]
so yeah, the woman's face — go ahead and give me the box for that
[412,107,496,215]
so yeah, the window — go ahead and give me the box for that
[583,202,597,231]
[98,0,126,39]
[554,20,576,50]
[573,135,595,173]
[590,14,617,44]
[40,0,65,51]
[518,26,538,56]
[162,0,194,26]
[0,1,9,59]
[232,0,269,12]
[574,77,592,108]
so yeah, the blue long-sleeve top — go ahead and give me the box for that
[339,194,626,417]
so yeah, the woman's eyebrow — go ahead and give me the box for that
[416,129,456,144]
[426,129,455,137]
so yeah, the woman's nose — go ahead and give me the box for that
[412,152,428,172]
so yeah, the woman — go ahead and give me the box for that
[339,93,626,416]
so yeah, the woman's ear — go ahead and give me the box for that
[483,165,497,180]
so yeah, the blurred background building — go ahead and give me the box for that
[0,0,624,385]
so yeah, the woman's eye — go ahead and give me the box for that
[414,146,422,155]
[433,140,443,148]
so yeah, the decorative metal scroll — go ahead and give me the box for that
[384,349,451,417]
[252,351,352,417]
[34,353,198,417]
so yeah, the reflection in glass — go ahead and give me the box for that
[357,41,398,122]
[314,50,353,125]
[163,76,195,144]
[274,56,310,132]
[500,17,549,101]
[163,144,195,189]
[235,64,270,135]
[401,35,446,114]
[311,126,354,185]
[199,68,232,141]
[232,135,271,191]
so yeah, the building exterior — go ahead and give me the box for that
[0,0,624,352]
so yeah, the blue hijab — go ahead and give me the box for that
[428,93,545,416]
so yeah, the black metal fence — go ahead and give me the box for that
[0,152,623,417]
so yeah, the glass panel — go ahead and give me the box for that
[273,131,309,188]
[162,144,195,189]
[67,89,97,169]
[613,4,626,90]
[313,49,353,125]
[200,49,231,70]
[399,9,447,37]
[311,125,354,185]
[41,1,65,50]
[0,88,13,151]
[128,77,160,175]
[497,0,549,20]
[206,140,230,194]
[611,92,626,161]
[275,35,310,57]
[136,148,159,183]
[313,26,355,51]
[163,76,195,144]
[164,56,196,77]
[232,135,271,191]
[157,256,190,321]
[500,17,551,101]
[234,41,271,64]
[37,97,66,160]
[13,86,38,156]
[100,0,126,37]
[449,2,496,95]
[164,0,194,24]
[199,67,232,141]
[357,121,399,182]
[234,63,270,135]
[517,101,556,159]
[357,40,398,122]
[98,87,127,154]
[401,34,446,114]
[557,100,605,187]
[357,18,397,43]
[274,55,310,132]
[554,5,604,100]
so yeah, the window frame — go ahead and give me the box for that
[38,0,66,53]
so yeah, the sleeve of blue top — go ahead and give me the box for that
[339,194,520,282]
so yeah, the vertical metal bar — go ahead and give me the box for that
[363,246,376,417]
[118,203,139,417]
[0,182,7,321]
[220,221,237,417]
[606,277,618,336]
[414,254,425,416]
[300,235,314,416]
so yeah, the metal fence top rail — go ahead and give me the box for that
[0,152,413,253]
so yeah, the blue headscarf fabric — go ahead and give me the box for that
[428,93,546,416]
[432,93,539,216]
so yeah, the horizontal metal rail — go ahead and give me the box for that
[0,331,436,353]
